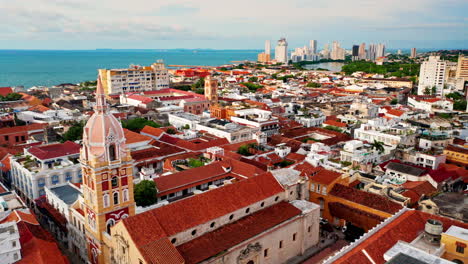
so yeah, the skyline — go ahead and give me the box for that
[1,0,467,50]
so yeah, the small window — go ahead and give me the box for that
[191,229,197,236]
[229,214,234,220]
[279,240,283,249]
[210,222,215,228]
[14,253,18,260]
[139,259,143,264]
[308,226,311,233]
[12,241,16,247]
[245,208,250,214]
[111,177,118,188]
[109,144,117,161]
[456,245,465,254]
[275,196,279,202]
[290,191,293,195]
[264,248,268,257]
[113,192,119,205]
[293,233,297,241]
[171,238,177,244]
[260,202,265,207]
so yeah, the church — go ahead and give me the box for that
[81,77,320,264]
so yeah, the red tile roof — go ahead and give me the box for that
[159,134,230,151]
[122,173,284,263]
[310,168,342,185]
[323,120,347,128]
[285,152,307,162]
[28,141,80,160]
[331,210,468,264]
[177,201,301,264]
[401,181,436,203]
[127,94,154,104]
[329,184,403,214]
[123,128,152,144]
[385,109,405,117]
[0,87,14,96]
[154,158,264,196]
[0,123,46,136]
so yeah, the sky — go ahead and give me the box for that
[0,0,467,50]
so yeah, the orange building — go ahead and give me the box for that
[306,168,402,231]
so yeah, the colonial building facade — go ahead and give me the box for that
[81,78,136,264]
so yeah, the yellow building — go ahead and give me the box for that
[443,144,468,169]
[441,226,467,264]
[82,77,136,264]
[258,52,271,63]
[456,55,468,80]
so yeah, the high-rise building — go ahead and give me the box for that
[330,41,345,60]
[291,45,318,62]
[275,38,288,64]
[417,55,447,96]
[358,43,366,60]
[98,60,169,95]
[367,44,377,61]
[455,55,468,81]
[376,43,385,58]
[82,77,136,263]
[397,49,402,55]
[204,75,218,104]
[410,48,417,58]
[265,40,271,55]
[352,45,359,61]
[320,44,330,59]
[309,40,317,54]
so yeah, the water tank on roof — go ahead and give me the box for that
[424,219,443,244]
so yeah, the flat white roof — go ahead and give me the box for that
[445,225,468,241]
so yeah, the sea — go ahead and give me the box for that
[0,49,260,88]
[0,48,433,88]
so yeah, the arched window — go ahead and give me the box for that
[123,189,129,202]
[106,219,115,234]
[51,175,59,185]
[113,192,119,205]
[103,194,110,208]
[111,177,118,188]
[109,144,117,161]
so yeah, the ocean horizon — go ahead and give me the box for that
[0,48,437,88]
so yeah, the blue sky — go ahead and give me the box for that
[0,0,467,50]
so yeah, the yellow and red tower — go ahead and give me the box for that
[204,75,218,104]
[81,77,135,264]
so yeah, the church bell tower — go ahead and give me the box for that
[81,77,136,264]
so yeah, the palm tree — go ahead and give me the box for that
[371,140,385,154]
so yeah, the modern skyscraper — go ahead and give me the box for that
[358,43,366,60]
[265,40,271,55]
[320,44,330,59]
[352,45,359,61]
[275,38,288,64]
[367,44,377,61]
[83,77,136,263]
[376,43,386,58]
[309,40,317,54]
[417,55,447,96]
[410,48,417,58]
[330,41,345,60]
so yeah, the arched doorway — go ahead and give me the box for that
[247,261,254,264]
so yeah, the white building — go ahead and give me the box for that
[340,140,380,165]
[196,119,258,143]
[309,40,317,54]
[230,108,280,136]
[0,221,21,264]
[10,141,82,203]
[418,56,447,96]
[44,183,88,263]
[376,43,386,58]
[99,60,170,95]
[275,38,289,64]
[265,40,271,55]
[331,41,345,60]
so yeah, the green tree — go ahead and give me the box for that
[431,86,437,95]
[445,92,463,100]
[424,87,431,95]
[390,98,398,105]
[191,77,205,90]
[370,140,385,154]
[237,143,258,156]
[188,158,204,168]
[324,126,343,133]
[248,77,258,82]
[0,93,23,101]
[454,100,467,111]
[134,180,158,207]
[62,121,85,142]
[122,118,161,132]
[166,128,176,134]
[182,124,190,129]
[306,82,321,88]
